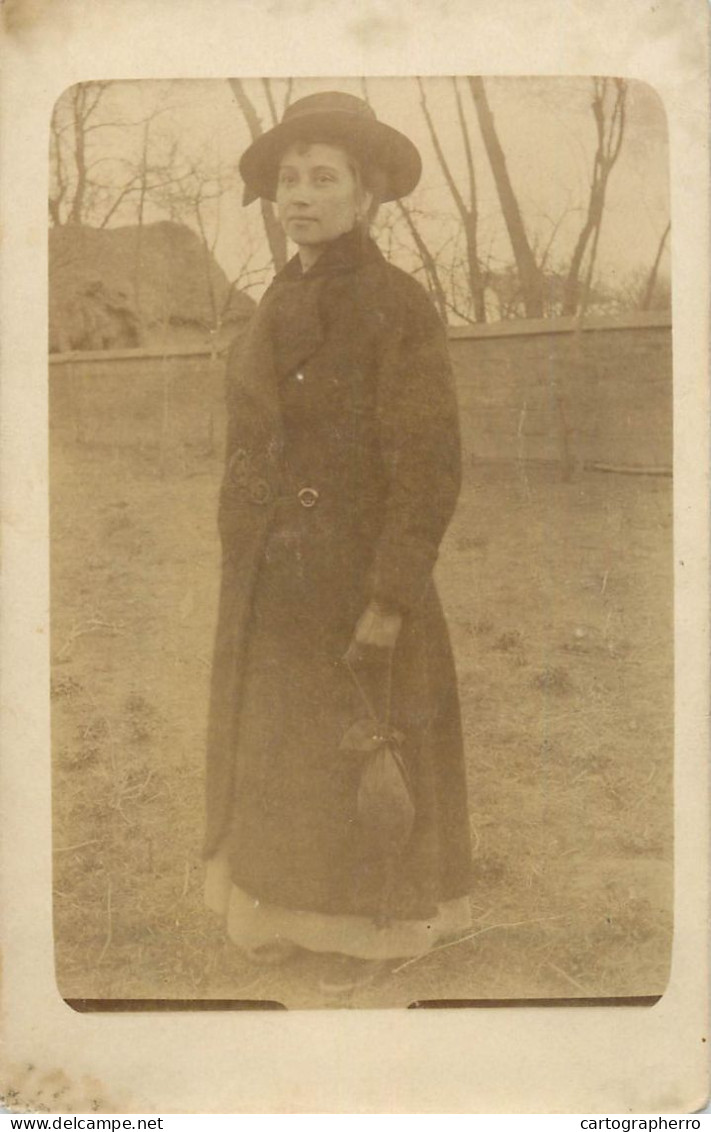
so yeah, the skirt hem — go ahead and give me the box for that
[204,847,472,961]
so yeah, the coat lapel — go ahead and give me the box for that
[267,227,385,379]
[227,294,283,454]
[226,228,386,470]
[267,273,328,380]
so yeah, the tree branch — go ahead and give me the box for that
[453,76,477,221]
[228,78,264,141]
[396,199,448,322]
[640,220,671,310]
[417,77,468,220]
[469,75,542,318]
[561,77,628,316]
[262,79,279,126]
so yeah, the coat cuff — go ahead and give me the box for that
[367,535,439,613]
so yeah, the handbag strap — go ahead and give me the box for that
[343,649,394,730]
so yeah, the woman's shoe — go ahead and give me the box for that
[242,941,299,966]
[318,956,392,993]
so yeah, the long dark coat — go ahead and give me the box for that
[204,226,472,923]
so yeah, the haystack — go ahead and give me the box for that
[49,221,256,353]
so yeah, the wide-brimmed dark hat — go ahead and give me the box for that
[238,90,422,206]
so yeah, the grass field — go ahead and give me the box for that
[51,434,673,1010]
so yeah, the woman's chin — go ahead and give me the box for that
[289,230,324,250]
[291,234,321,247]
[288,220,319,237]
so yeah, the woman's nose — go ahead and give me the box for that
[289,180,313,204]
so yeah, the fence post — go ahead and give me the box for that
[158,352,172,479]
[67,356,86,446]
[207,331,218,457]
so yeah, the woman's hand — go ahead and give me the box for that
[343,601,403,665]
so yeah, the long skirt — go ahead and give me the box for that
[204,844,472,960]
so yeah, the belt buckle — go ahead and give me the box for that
[298,486,319,509]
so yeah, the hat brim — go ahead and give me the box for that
[239,111,422,206]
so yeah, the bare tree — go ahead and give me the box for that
[358,77,455,319]
[96,106,190,231]
[228,78,287,271]
[49,81,184,231]
[49,101,70,226]
[468,76,544,319]
[261,78,280,127]
[131,127,164,318]
[92,117,196,317]
[561,78,627,317]
[640,221,671,311]
[67,83,110,225]
[152,152,236,334]
[418,77,487,322]
[394,201,448,321]
[49,82,111,226]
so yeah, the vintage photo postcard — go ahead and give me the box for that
[1,0,708,1115]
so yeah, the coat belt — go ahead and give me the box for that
[256,484,320,508]
[228,448,319,508]
[242,478,320,508]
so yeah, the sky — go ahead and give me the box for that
[53,75,671,309]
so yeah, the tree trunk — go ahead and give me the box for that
[468,77,543,318]
[132,122,150,328]
[561,189,605,316]
[228,78,287,271]
[641,221,671,311]
[453,78,487,322]
[561,78,627,317]
[418,77,487,322]
[49,105,67,226]
[464,213,487,323]
[67,88,88,225]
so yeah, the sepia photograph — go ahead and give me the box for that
[2,0,709,1113]
[47,74,674,1012]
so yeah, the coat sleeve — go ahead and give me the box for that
[367,275,462,613]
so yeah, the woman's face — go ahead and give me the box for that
[275,141,372,257]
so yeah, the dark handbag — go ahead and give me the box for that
[340,652,415,860]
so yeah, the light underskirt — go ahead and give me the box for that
[204,843,472,961]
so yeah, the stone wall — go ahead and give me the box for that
[447,314,672,470]
[50,315,673,472]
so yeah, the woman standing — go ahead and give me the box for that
[204,91,473,987]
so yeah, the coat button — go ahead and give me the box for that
[298,487,319,508]
[249,479,272,505]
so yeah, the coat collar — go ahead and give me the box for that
[274,226,385,284]
[263,227,384,379]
